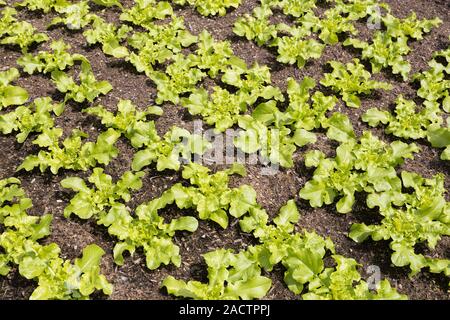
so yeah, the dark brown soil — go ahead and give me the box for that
[0,0,449,300]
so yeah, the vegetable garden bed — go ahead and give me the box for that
[0,0,449,300]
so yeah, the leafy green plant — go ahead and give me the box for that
[0,7,49,53]
[126,17,197,77]
[163,247,271,299]
[62,167,199,269]
[61,163,261,270]
[433,38,450,77]
[233,6,278,46]
[83,101,210,172]
[192,30,234,77]
[350,171,449,279]
[322,112,357,143]
[107,202,198,270]
[273,0,316,18]
[83,16,132,58]
[3,0,448,300]
[181,87,247,133]
[221,62,284,103]
[285,77,338,131]
[77,163,254,235]
[320,59,392,108]
[274,35,324,69]
[333,0,386,21]
[344,13,441,80]
[148,30,253,104]
[17,40,87,75]
[61,168,197,269]
[344,32,410,77]
[62,168,145,220]
[0,178,112,300]
[299,132,419,213]
[150,55,206,104]
[233,3,323,69]
[15,0,66,12]
[316,5,358,45]
[244,199,406,299]
[413,60,450,112]
[363,95,441,140]
[18,127,120,174]
[51,60,113,103]
[382,13,441,40]
[92,0,123,8]
[165,162,256,228]
[0,68,29,110]
[363,43,449,160]
[0,178,25,207]
[233,77,339,168]
[131,125,210,171]
[120,0,173,28]
[232,0,386,66]
[235,112,310,168]
[50,1,95,30]
[164,199,407,300]
[427,124,450,161]
[173,0,241,16]
[84,99,162,143]
[302,256,406,300]
[0,97,63,143]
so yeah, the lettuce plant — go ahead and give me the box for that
[173,0,241,16]
[233,77,340,168]
[299,132,419,213]
[0,97,63,143]
[15,0,66,12]
[363,45,449,160]
[51,61,113,103]
[0,7,48,53]
[166,163,255,228]
[18,40,87,75]
[363,96,441,140]
[84,99,163,145]
[164,200,406,300]
[274,35,324,69]
[126,17,197,76]
[181,87,247,133]
[150,55,206,104]
[427,124,450,161]
[235,112,313,169]
[413,60,449,112]
[130,125,210,172]
[321,59,392,108]
[221,62,284,103]
[83,16,132,58]
[92,0,123,8]
[317,5,358,45]
[62,163,255,269]
[120,0,173,28]
[50,1,95,30]
[0,178,112,300]
[233,6,278,46]
[62,168,198,270]
[18,127,121,174]
[285,77,338,131]
[83,101,210,172]
[344,13,441,80]
[350,171,449,279]
[0,68,29,110]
